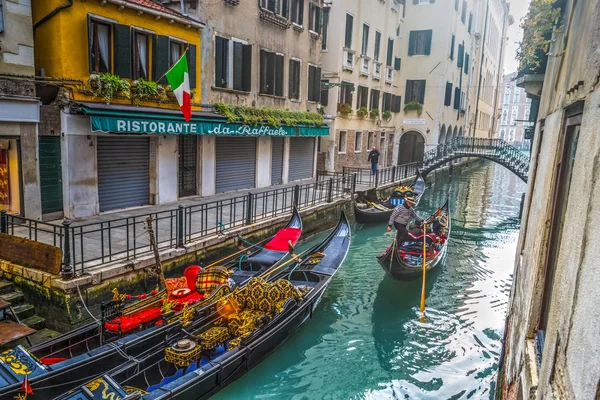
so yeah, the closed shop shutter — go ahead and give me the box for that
[288,137,315,181]
[38,136,63,216]
[271,137,284,185]
[216,137,256,193]
[97,136,149,212]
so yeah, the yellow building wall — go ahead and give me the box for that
[32,0,201,109]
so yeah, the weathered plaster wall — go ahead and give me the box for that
[201,136,215,197]
[156,135,178,204]
[0,0,35,76]
[256,136,272,188]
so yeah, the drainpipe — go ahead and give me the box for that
[472,0,489,137]
[33,0,74,33]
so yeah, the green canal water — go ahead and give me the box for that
[214,162,526,400]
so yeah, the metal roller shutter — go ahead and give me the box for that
[288,137,315,181]
[216,137,256,193]
[271,137,284,185]
[97,136,149,212]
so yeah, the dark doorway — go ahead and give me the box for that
[397,131,425,165]
[178,135,197,197]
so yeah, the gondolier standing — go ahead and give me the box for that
[387,196,422,244]
[367,147,380,175]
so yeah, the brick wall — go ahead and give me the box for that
[334,130,387,171]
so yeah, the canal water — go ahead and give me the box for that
[214,162,526,400]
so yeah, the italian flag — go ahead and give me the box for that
[166,52,192,122]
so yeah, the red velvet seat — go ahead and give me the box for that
[105,307,163,333]
[263,228,302,251]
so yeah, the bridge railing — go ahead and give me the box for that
[317,162,421,188]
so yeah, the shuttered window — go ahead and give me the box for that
[291,0,303,25]
[453,87,460,109]
[339,82,353,106]
[361,24,369,55]
[449,34,455,60]
[321,8,330,50]
[386,38,394,66]
[394,57,401,71]
[88,18,112,74]
[408,30,432,56]
[457,43,464,68]
[444,82,453,106]
[307,64,321,102]
[370,89,380,110]
[464,53,469,74]
[260,50,283,96]
[374,31,381,61]
[308,3,322,34]
[382,93,393,112]
[345,13,353,48]
[468,13,473,33]
[392,95,402,113]
[357,85,369,109]
[215,36,228,88]
[114,24,131,79]
[461,1,467,23]
[152,36,169,83]
[133,31,150,80]
[188,44,197,89]
[0,1,4,34]
[289,59,301,100]
[405,80,426,104]
[216,37,251,92]
[233,42,252,91]
[320,79,329,106]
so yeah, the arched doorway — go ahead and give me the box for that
[438,124,447,145]
[453,126,458,140]
[459,127,463,137]
[397,131,425,165]
[446,125,453,143]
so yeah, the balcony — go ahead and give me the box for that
[343,50,355,71]
[385,66,393,84]
[360,57,370,76]
[373,62,382,80]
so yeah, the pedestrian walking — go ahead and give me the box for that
[367,147,380,175]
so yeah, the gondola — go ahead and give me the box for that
[354,171,425,224]
[377,200,450,281]
[0,209,303,399]
[55,212,351,400]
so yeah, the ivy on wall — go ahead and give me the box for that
[214,103,324,127]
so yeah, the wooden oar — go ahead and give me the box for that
[204,235,271,270]
[260,245,315,279]
[419,221,427,323]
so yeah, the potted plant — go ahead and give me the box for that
[382,110,392,120]
[89,73,130,104]
[356,106,368,119]
[403,102,423,116]
[369,108,379,119]
[337,103,352,116]
[133,79,167,105]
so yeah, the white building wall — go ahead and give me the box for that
[201,136,216,197]
[156,135,178,204]
[256,136,272,188]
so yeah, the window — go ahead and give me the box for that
[361,24,370,56]
[525,107,531,121]
[355,132,363,152]
[322,8,330,50]
[260,0,289,18]
[308,3,322,33]
[501,108,508,124]
[357,85,369,109]
[392,95,401,112]
[461,1,467,23]
[499,128,505,140]
[526,97,532,104]
[320,79,329,106]
[511,106,518,124]
[370,89,380,110]
[457,43,464,68]
[170,40,183,66]
[291,0,303,25]
[394,57,401,71]
[405,80,426,104]
[0,1,4,34]
[386,38,394,67]
[339,82,353,106]
[453,87,460,109]
[382,93,392,112]
[89,19,112,74]
[289,59,301,100]
[444,82,453,106]
[133,31,149,80]
[374,31,381,61]
[449,34,455,60]
[396,24,401,37]
[508,128,515,142]
[513,88,521,102]
[307,64,321,102]
[367,132,374,149]
[215,36,252,92]
[408,30,432,56]
[464,53,469,74]
[454,0,459,11]
[338,131,347,153]
[468,13,473,33]
[504,87,511,104]
[260,50,284,96]
[345,13,354,49]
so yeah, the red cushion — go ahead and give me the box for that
[184,265,202,290]
[263,228,302,251]
[40,357,67,365]
[104,307,163,333]
[168,291,205,311]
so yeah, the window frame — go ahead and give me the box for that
[408,29,432,56]
[355,131,363,153]
[132,29,151,80]
[339,81,353,106]
[361,23,370,56]
[89,18,113,74]
[338,131,347,154]
[374,31,382,62]
[259,48,284,97]
[367,132,374,149]
[405,79,426,104]
[307,63,321,103]
[289,57,302,101]
[357,85,369,109]
[291,0,303,26]
[344,13,354,49]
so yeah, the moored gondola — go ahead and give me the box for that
[354,171,425,224]
[55,212,351,400]
[377,200,450,281]
[0,209,303,399]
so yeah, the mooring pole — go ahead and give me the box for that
[61,220,74,280]
[146,216,166,289]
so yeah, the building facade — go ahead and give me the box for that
[499,0,600,398]
[496,72,532,150]
[0,0,40,219]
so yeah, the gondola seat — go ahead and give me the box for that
[104,307,163,333]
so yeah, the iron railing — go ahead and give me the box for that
[0,175,356,274]
[317,161,421,188]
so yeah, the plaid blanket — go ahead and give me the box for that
[195,266,229,295]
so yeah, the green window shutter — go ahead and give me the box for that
[274,54,284,97]
[425,30,432,55]
[444,82,452,106]
[457,43,464,68]
[215,37,227,88]
[408,31,415,56]
[314,67,321,102]
[386,38,393,66]
[454,87,460,109]
[394,57,401,71]
[114,24,131,79]
[320,80,329,106]
[242,44,252,92]
[188,44,197,89]
[405,80,413,103]
[233,41,243,90]
[418,80,426,104]
[153,35,170,83]
[392,95,401,112]
[87,15,93,73]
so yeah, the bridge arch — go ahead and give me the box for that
[453,126,458,139]
[438,124,447,144]
[397,130,425,165]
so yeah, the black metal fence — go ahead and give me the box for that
[0,175,356,275]
[317,161,421,188]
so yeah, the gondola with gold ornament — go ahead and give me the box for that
[0,209,302,399]
[54,212,351,400]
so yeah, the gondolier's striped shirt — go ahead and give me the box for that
[388,204,420,227]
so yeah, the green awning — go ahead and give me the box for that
[81,107,329,137]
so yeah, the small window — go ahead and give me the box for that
[367,132,374,149]
[355,132,363,152]
[405,80,426,104]
[357,86,369,109]
[370,89,380,110]
[444,82,453,106]
[322,8,330,50]
[361,24,369,56]
[291,0,303,25]
[339,82,353,106]
[89,19,112,74]
[289,59,301,100]
[260,50,284,96]
[260,0,288,18]
[0,1,4,34]
[374,31,381,61]
[170,40,184,66]
[307,64,321,102]
[461,1,467,24]
[338,131,347,153]
[408,30,432,56]
[308,2,322,33]
[133,31,149,80]
[345,13,354,49]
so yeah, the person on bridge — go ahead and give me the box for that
[387,196,423,244]
[368,147,380,175]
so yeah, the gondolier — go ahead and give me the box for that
[386,196,422,244]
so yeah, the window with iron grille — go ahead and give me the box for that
[405,80,426,104]
[260,50,284,96]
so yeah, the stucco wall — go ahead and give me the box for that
[0,0,35,76]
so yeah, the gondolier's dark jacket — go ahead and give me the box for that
[388,203,421,227]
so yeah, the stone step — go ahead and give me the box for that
[24,328,61,347]
[12,304,36,320]
[0,280,13,295]
[0,291,24,305]
[21,315,46,331]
